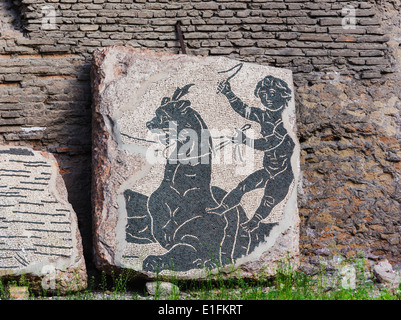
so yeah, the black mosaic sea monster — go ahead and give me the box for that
[124,83,277,272]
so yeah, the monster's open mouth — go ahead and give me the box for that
[157,132,169,145]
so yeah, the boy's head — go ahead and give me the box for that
[254,76,292,112]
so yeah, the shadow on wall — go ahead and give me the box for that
[50,63,94,271]
[0,0,24,35]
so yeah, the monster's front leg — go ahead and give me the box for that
[143,243,199,272]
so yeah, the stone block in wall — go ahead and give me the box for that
[0,146,87,293]
[91,46,300,279]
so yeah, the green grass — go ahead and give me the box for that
[1,255,400,300]
[153,254,401,300]
[172,259,401,300]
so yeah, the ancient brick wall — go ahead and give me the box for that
[1,0,400,270]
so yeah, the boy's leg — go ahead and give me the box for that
[207,169,269,215]
[241,166,294,232]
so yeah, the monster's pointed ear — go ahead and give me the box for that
[161,97,170,106]
[172,83,195,101]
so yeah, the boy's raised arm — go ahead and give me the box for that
[218,80,261,123]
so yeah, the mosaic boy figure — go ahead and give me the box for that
[207,75,295,232]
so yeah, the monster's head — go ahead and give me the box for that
[146,84,195,133]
